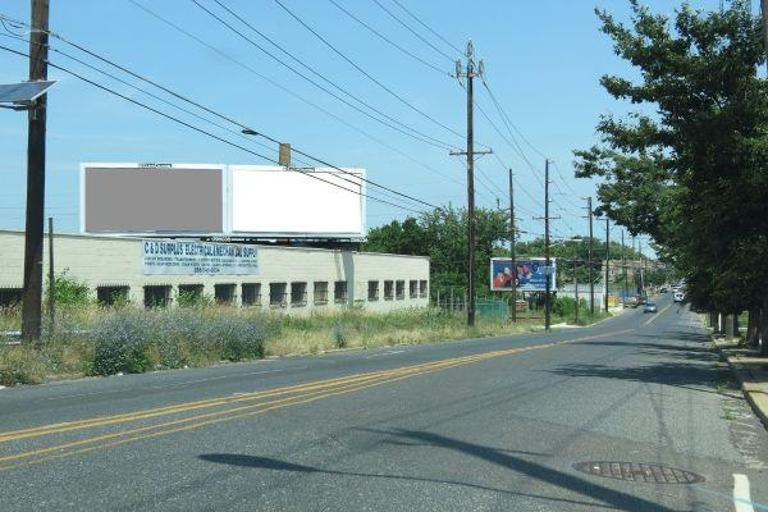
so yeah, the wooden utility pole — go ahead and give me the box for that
[604,218,610,312]
[453,41,491,327]
[584,197,595,315]
[21,0,50,342]
[508,168,517,322]
[48,216,54,329]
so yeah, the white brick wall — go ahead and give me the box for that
[0,231,429,314]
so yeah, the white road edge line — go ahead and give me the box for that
[735,473,755,512]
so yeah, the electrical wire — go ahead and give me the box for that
[0,43,426,213]
[0,14,440,210]
[271,0,466,141]
[325,0,450,77]
[369,0,456,62]
[187,0,455,152]
[123,2,466,189]
[387,0,464,56]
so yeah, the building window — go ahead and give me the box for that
[368,281,379,301]
[291,282,307,307]
[144,285,171,308]
[177,284,204,306]
[334,281,348,303]
[419,280,428,298]
[97,286,129,307]
[270,283,287,308]
[241,283,261,306]
[395,280,405,300]
[214,284,236,304]
[313,281,328,305]
[409,280,418,299]
[0,288,23,308]
[383,280,394,301]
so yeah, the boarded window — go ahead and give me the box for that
[178,284,204,306]
[214,284,236,304]
[241,283,261,306]
[97,286,129,306]
[314,281,328,305]
[291,282,307,307]
[396,280,405,300]
[334,281,348,303]
[0,288,23,308]
[270,283,287,308]
[368,281,379,301]
[409,280,418,299]
[144,285,171,308]
[384,281,394,301]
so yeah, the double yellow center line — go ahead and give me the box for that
[0,329,631,472]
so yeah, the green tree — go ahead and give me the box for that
[363,206,510,295]
[574,1,768,320]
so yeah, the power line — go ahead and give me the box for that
[0,13,440,210]
[325,0,450,77]
[123,2,467,189]
[387,0,464,56]
[271,0,466,141]
[0,43,428,214]
[369,0,457,62]
[186,0,455,151]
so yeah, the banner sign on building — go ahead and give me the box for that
[490,257,556,292]
[142,240,258,276]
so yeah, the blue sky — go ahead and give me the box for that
[0,0,736,255]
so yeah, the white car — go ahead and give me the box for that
[673,291,685,303]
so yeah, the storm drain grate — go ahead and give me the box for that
[573,461,705,484]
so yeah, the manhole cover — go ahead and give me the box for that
[573,461,705,484]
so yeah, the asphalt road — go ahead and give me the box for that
[2,296,768,511]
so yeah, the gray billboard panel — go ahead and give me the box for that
[84,166,223,233]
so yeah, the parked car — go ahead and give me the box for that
[660,287,668,293]
[643,302,658,313]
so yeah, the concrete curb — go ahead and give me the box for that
[712,337,768,430]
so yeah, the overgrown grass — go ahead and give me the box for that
[0,304,562,386]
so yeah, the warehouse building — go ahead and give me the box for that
[0,231,430,313]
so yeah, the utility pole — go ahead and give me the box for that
[21,0,50,342]
[48,216,54,329]
[604,218,610,313]
[453,41,491,327]
[544,160,552,331]
[621,229,628,306]
[583,197,595,315]
[508,168,517,322]
[573,259,579,325]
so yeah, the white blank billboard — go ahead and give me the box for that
[231,166,364,237]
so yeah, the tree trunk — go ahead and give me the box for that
[725,314,736,340]
[762,294,768,355]
[747,309,760,347]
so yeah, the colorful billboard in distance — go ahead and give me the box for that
[490,257,556,292]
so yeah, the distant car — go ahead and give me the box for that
[673,291,685,303]
[643,302,658,313]
[660,287,668,293]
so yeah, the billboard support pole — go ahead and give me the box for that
[508,168,517,322]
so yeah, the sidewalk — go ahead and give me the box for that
[713,337,768,428]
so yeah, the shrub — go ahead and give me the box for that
[0,347,45,386]
[47,269,91,307]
